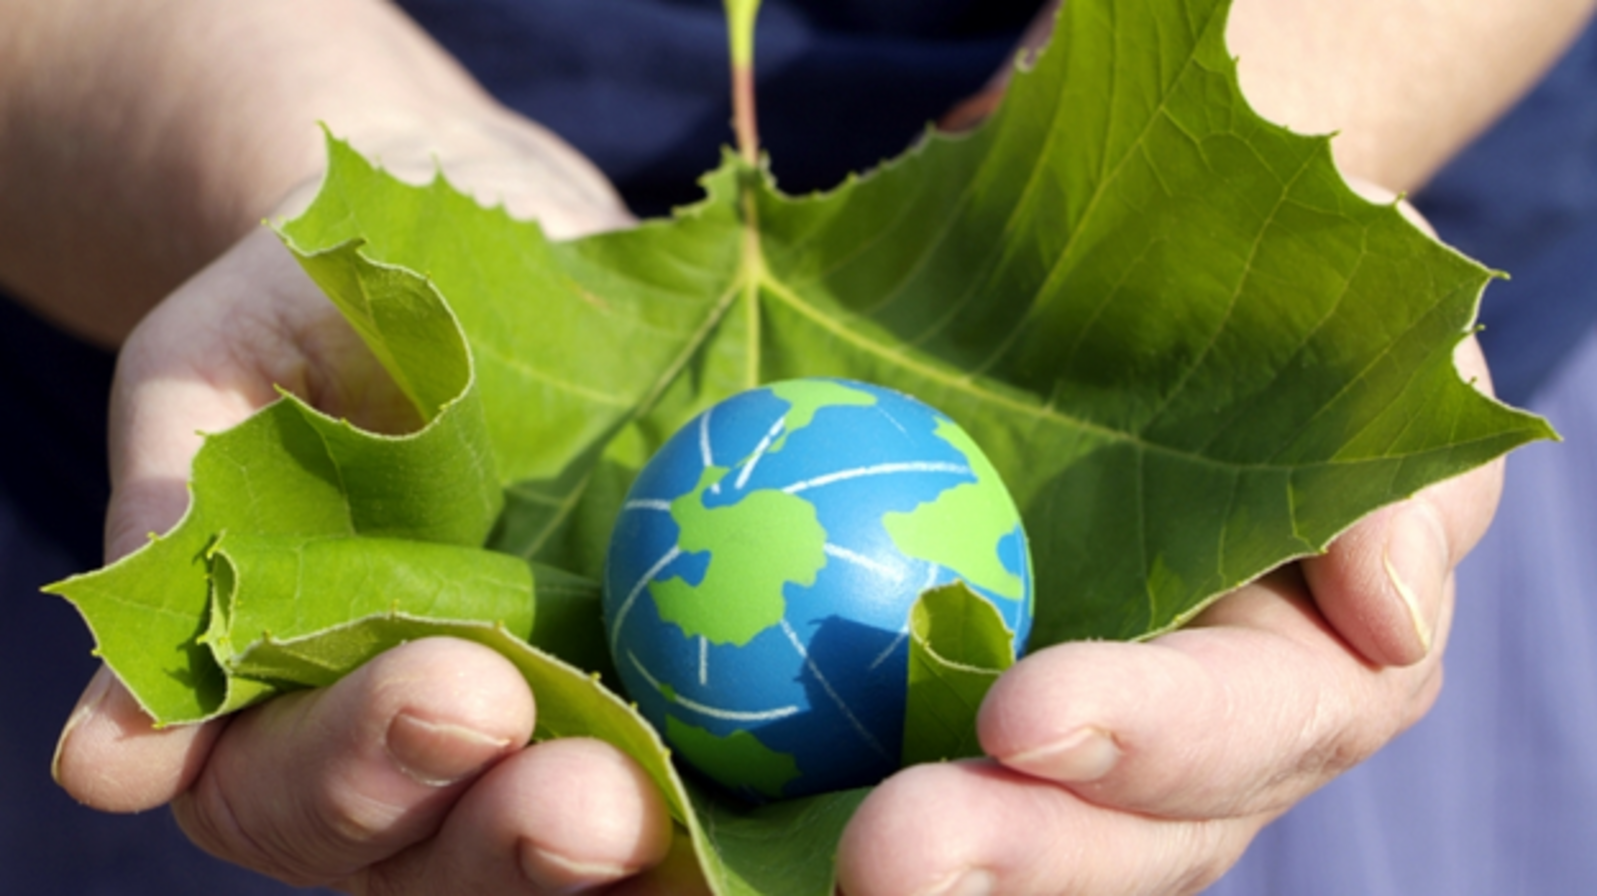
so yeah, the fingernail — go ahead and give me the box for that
[1001,726,1121,783]
[1382,506,1448,659]
[915,867,996,896]
[385,711,511,787]
[52,666,113,785]
[520,844,629,894]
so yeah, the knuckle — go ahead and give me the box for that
[172,746,405,889]
[311,788,398,852]
[1162,820,1255,896]
[173,770,328,888]
[1282,662,1427,792]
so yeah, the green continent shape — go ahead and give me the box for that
[884,419,1026,601]
[667,716,802,800]
[650,468,827,645]
[765,380,875,454]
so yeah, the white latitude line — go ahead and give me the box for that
[734,416,787,490]
[608,546,682,653]
[781,461,970,495]
[623,499,673,513]
[779,620,892,762]
[823,543,903,581]
[628,652,800,722]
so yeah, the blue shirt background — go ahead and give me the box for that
[2,3,1593,892]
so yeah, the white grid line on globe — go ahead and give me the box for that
[734,415,787,491]
[627,651,801,722]
[779,619,892,763]
[781,461,971,495]
[868,629,909,671]
[698,407,715,468]
[609,545,682,654]
[877,406,916,438]
[822,543,904,581]
[623,498,673,513]
[868,564,939,671]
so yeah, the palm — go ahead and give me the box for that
[102,227,417,564]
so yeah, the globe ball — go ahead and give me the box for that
[602,378,1032,801]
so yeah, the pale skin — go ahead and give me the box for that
[3,0,1591,892]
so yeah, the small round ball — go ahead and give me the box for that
[602,378,1032,800]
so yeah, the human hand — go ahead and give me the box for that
[882,20,1510,876]
[48,127,709,893]
[833,326,1502,894]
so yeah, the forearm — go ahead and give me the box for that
[0,0,619,347]
[1227,0,1597,191]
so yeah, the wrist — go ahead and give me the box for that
[0,0,627,348]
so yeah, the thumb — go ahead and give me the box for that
[54,665,225,812]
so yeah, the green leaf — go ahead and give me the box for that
[206,534,534,686]
[276,1,1551,646]
[46,243,508,721]
[688,781,871,896]
[738,0,1554,643]
[900,584,1017,767]
[49,0,1557,891]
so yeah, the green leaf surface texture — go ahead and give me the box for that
[49,0,1554,891]
[901,584,1018,767]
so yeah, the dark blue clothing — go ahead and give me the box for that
[398,0,1034,216]
[3,3,1596,892]
[0,301,296,894]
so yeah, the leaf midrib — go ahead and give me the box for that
[751,268,1517,474]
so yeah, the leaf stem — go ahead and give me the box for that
[724,0,762,165]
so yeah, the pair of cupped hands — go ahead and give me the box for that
[49,95,1500,896]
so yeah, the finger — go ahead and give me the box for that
[838,759,1260,896]
[1301,334,1503,666]
[509,739,673,893]
[360,737,674,894]
[52,664,225,812]
[170,638,533,887]
[978,569,1448,821]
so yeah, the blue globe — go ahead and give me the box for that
[603,378,1032,800]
